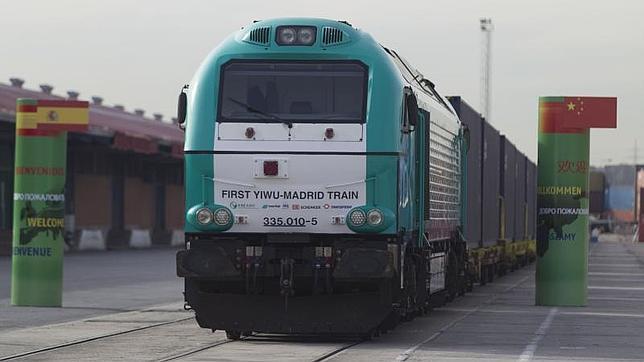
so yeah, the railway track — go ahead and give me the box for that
[158,336,362,362]
[310,340,364,362]
[0,316,195,361]
[157,338,240,361]
[1,313,364,362]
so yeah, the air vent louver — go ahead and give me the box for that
[322,27,349,46]
[244,27,271,46]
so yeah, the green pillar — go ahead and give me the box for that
[11,98,88,307]
[535,96,616,306]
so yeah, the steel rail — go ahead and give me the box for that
[0,316,194,361]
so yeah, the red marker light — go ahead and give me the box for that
[325,128,334,139]
[263,161,279,176]
[245,127,255,139]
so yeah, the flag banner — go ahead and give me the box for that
[11,99,87,307]
[536,96,617,306]
[539,96,617,133]
[16,99,89,136]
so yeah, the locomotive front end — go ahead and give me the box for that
[177,18,403,337]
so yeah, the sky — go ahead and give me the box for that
[1,0,643,165]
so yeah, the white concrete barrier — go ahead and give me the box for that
[129,229,151,249]
[171,229,184,247]
[78,229,106,251]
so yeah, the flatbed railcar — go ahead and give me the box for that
[175,18,534,339]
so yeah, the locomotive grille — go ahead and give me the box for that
[248,27,271,46]
[424,121,432,222]
[321,27,346,46]
[425,120,461,241]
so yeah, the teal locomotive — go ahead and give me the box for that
[176,17,527,339]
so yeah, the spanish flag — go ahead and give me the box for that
[16,99,89,136]
[539,96,617,134]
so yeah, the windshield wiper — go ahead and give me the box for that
[227,97,292,127]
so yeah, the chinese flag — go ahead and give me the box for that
[539,96,617,133]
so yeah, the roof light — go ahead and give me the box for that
[276,26,316,46]
[277,27,297,44]
[298,27,315,44]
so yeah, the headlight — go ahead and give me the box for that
[277,27,297,45]
[196,208,213,225]
[213,208,232,226]
[366,209,384,226]
[297,27,316,44]
[276,26,316,45]
[349,209,366,226]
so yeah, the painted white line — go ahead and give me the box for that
[560,311,644,319]
[589,264,641,267]
[589,272,644,276]
[395,275,530,362]
[589,286,644,291]
[589,296,644,302]
[440,307,544,315]
[590,256,638,258]
[517,307,558,362]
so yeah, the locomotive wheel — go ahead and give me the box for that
[225,330,242,340]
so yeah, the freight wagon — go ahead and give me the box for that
[176,18,536,339]
[449,97,537,283]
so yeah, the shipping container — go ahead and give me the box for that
[589,171,605,193]
[482,121,501,246]
[448,97,482,248]
[605,186,635,221]
[604,165,635,186]
[589,191,604,215]
[602,164,635,222]
[500,137,516,241]
[514,152,527,240]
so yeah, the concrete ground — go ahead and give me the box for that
[336,239,644,362]
[1,240,643,361]
[0,248,182,332]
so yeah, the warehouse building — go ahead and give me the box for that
[0,78,184,255]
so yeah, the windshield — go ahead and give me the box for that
[218,61,367,123]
